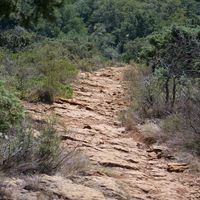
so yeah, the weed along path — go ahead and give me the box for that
[23,67,200,200]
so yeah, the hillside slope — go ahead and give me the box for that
[2,67,200,200]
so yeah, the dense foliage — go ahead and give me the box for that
[1,0,200,58]
[0,82,25,132]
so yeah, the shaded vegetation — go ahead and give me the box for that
[124,27,200,155]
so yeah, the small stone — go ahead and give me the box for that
[83,124,92,129]
[113,121,120,126]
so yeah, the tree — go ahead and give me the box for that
[0,0,67,27]
[147,26,200,109]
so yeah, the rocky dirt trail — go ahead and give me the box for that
[5,67,200,200]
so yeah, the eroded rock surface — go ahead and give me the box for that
[4,67,200,200]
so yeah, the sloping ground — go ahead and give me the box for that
[3,67,200,200]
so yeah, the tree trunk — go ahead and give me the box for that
[171,77,176,109]
[165,77,170,105]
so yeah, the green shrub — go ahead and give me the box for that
[0,27,37,51]
[13,42,78,103]
[123,38,150,63]
[0,82,25,132]
[59,35,99,60]
[161,114,183,134]
[36,122,61,174]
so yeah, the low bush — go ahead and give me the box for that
[76,56,106,72]
[0,119,74,175]
[124,62,200,156]
[60,36,98,60]
[36,121,62,174]
[9,42,78,103]
[0,85,88,176]
[0,82,25,132]
[0,27,38,51]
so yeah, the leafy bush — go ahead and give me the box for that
[123,38,149,63]
[12,42,78,103]
[0,27,37,51]
[59,35,99,60]
[0,82,25,132]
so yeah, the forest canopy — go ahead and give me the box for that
[1,0,200,57]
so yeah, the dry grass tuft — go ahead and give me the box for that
[59,150,90,177]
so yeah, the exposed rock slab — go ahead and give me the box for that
[19,66,200,200]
